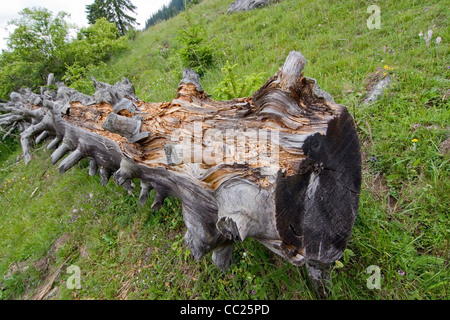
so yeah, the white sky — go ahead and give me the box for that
[0,0,172,51]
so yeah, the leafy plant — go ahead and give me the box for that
[62,62,92,92]
[67,17,128,67]
[176,12,215,75]
[0,11,128,99]
[0,8,72,98]
[213,60,265,100]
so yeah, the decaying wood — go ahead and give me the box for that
[0,51,361,298]
[227,0,282,13]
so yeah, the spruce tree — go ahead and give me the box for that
[86,0,137,35]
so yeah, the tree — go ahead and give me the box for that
[62,18,129,92]
[0,8,72,98]
[68,18,128,66]
[86,0,137,36]
[0,7,129,100]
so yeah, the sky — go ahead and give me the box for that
[0,0,172,51]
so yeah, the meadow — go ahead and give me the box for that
[0,0,448,300]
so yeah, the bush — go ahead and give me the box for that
[61,18,130,93]
[61,62,94,93]
[67,18,129,68]
[176,14,215,75]
[213,60,265,100]
[0,11,129,99]
[0,8,71,98]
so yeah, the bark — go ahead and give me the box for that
[0,51,361,298]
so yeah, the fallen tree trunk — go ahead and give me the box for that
[0,51,361,298]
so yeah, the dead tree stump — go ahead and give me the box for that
[0,51,361,298]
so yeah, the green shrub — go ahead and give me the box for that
[67,18,129,68]
[176,14,215,75]
[213,60,265,100]
[62,62,94,93]
[0,8,71,98]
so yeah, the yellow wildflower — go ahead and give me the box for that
[383,72,387,76]
[412,139,418,143]
[384,65,389,70]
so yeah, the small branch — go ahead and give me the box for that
[30,187,39,199]
[0,189,10,202]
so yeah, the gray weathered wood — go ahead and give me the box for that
[228,0,281,13]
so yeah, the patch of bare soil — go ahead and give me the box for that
[361,149,399,213]
[439,136,450,157]
[4,233,71,300]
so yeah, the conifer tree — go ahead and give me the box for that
[86,0,137,35]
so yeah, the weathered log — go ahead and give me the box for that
[0,51,361,298]
[228,0,282,13]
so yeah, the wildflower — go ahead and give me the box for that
[371,156,377,162]
[424,29,433,48]
[436,36,441,44]
[230,273,235,278]
[383,72,387,76]
[419,31,423,37]
[411,139,418,151]
[383,65,389,70]
[424,7,428,12]
[251,290,256,295]
[390,92,394,95]
[398,270,405,276]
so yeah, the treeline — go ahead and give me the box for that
[144,0,199,29]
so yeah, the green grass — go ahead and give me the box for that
[0,0,449,300]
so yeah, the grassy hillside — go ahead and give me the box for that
[0,0,448,300]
